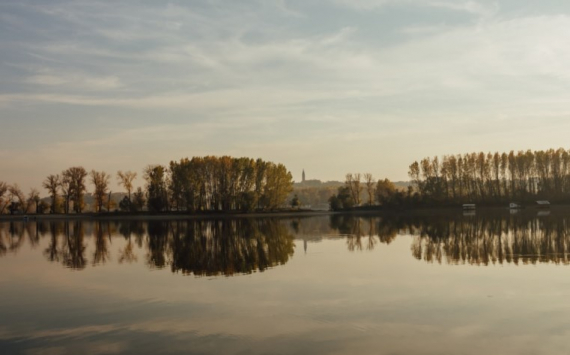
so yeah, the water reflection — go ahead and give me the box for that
[167,219,295,276]
[62,222,87,269]
[326,212,570,265]
[4,214,570,355]
[0,219,295,276]
[407,213,570,265]
[329,215,398,250]
[3,211,570,271]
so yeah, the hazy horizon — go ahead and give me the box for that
[3,0,570,193]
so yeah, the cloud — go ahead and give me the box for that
[333,0,499,17]
[9,14,570,109]
[25,75,68,86]
[3,0,570,187]
[24,71,122,90]
[267,0,305,18]
[0,324,120,341]
[332,0,390,10]
[430,1,499,17]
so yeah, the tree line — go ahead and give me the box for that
[154,157,292,212]
[409,148,570,205]
[42,167,140,214]
[328,148,570,211]
[0,156,293,214]
[328,173,406,210]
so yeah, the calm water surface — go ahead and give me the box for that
[2,212,570,355]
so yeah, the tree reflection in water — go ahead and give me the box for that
[166,219,295,276]
[54,221,88,269]
[0,218,295,276]
[3,211,570,270]
[407,213,570,265]
[327,211,570,265]
[329,215,397,251]
[117,221,143,264]
[44,221,64,263]
[92,222,113,266]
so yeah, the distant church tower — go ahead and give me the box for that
[302,169,306,182]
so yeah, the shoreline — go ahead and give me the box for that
[0,204,567,222]
[0,210,336,221]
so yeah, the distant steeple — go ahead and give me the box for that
[302,169,306,182]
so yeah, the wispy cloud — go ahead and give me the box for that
[24,70,122,90]
[430,1,499,17]
[334,0,499,17]
[2,0,570,189]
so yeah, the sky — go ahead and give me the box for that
[2,0,570,192]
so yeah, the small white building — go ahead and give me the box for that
[462,204,476,210]
[509,202,522,209]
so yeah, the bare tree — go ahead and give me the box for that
[106,191,115,212]
[363,173,375,206]
[8,184,26,214]
[43,174,60,213]
[345,173,362,206]
[28,189,40,213]
[90,170,110,213]
[117,170,137,201]
[63,167,88,213]
[60,174,71,214]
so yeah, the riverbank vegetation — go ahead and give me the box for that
[0,156,293,215]
[4,148,570,214]
[329,148,570,210]
[328,174,409,210]
[408,148,570,206]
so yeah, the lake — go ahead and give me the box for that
[2,211,570,355]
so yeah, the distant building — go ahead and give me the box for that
[302,169,305,182]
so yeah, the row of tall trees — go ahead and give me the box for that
[43,167,89,214]
[40,167,139,214]
[1,156,294,214]
[409,148,570,205]
[165,156,293,212]
[0,164,138,214]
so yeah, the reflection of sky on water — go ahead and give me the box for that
[2,217,570,354]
